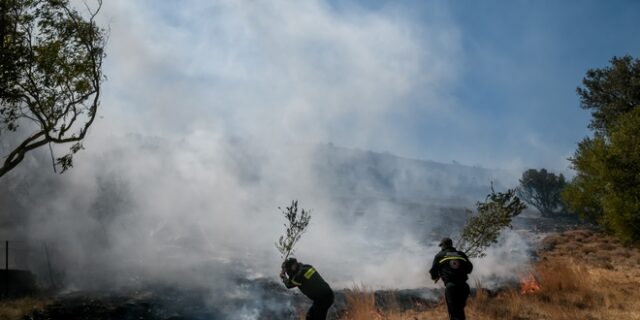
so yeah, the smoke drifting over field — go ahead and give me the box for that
[2,133,527,290]
[1,0,533,313]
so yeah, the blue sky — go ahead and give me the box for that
[427,0,640,172]
[96,0,640,175]
[340,0,640,172]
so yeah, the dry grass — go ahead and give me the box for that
[340,229,640,320]
[338,285,406,320]
[342,285,379,319]
[0,297,50,320]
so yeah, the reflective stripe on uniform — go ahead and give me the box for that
[438,256,467,264]
[291,279,302,286]
[304,267,316,279]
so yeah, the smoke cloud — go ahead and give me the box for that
[1,0,532,306]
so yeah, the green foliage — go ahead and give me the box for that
[562,56,640,242]
[518,168,568,217]
[562,138,607,223]
[457,186,526,258]
[563,55,640,243]
[577,55,640,136]
[275,200,312,260]
[564,108,640,242]
[0,0,105,178]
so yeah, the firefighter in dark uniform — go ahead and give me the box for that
[429,237,473,320]
[280,258,334,320]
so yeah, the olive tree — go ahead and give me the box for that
[457,186,526,258]
[275,200,311,260]
[0,0,105,178]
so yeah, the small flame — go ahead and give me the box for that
[520,273,541,294]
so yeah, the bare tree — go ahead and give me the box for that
[0,0,106,178]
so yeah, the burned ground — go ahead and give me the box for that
[5,219,638,320]
[17,280,442,320]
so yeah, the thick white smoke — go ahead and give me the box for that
[1,0,532,299]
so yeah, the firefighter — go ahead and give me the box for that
[429,237,473,320]
[280,258,334,320]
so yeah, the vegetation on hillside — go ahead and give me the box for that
[338,229,640,320]
[563,55,640,243]
[518,168,568,217]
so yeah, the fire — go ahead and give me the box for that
[520,273,541,294]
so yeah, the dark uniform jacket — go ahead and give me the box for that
[283,264,333,300]
[429,247,473,284]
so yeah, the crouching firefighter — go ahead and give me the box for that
[280,258,334,320]
[429,237,473,320]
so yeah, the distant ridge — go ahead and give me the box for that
[312,143,514,206]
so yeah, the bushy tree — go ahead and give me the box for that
[561,139,607,223]
[518,168,567,217]
[577,55,640,136]
[0,0,105,178]
[457,186,527,258]
[563,55,640,243]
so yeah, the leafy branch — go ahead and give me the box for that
[456,184,527,258]
[275,200,311,260]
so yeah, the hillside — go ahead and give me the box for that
[313,144,513,205]
[338,228,640,320]
[0,141,514,282]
